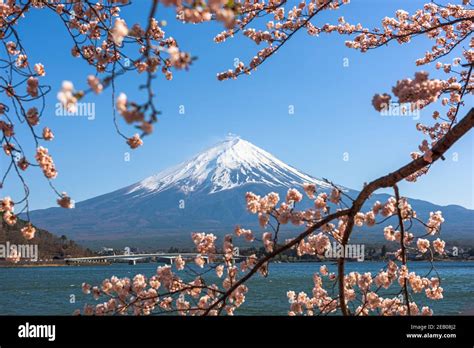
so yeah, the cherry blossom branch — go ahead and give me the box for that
[202,208,350,315]
[206,104,470,313]
[394,184,411,315]
[336,106,473,315]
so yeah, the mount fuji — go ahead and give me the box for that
[127,136,333,196]
[28,136,473,247]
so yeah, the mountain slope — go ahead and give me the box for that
[28,136,473,247]
[0,215,94,259]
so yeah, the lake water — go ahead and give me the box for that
[0,261,473,315]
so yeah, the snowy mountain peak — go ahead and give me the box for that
[29,136,473,243]
[127,136,331,196]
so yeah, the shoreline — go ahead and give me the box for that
[1,259,473,268]
[0,262,111,268]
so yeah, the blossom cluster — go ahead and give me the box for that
[288,259,442,316]
[77,267,225,316]
[78,231,255,316]
[51,1,194,146]
[1,2,76,239]
[1,197,16,226]
[340,3,473,182]
[215,0,350,81]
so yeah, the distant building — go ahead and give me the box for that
[99,247,115,256]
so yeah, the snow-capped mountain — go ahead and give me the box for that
[28,136,473,247]
[126,135,331,197]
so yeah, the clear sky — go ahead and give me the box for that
[4,0,473,210]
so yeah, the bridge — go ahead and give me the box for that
[64,249,246,265]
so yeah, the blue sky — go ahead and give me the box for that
[5,0,473,210]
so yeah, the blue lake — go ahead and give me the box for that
[0,261,473,315]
